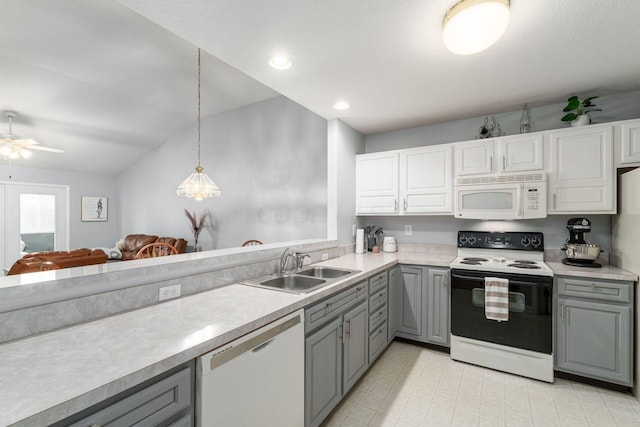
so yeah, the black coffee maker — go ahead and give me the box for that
[562,218,602,268]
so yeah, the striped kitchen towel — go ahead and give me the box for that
[485,277,509,321]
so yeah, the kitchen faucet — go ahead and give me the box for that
[279,248,293,275]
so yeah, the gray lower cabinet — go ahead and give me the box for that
[555,276,634,386]
[425,268,450,346]
[305,282,368,427]
[396,266,423,339]
[387,267,398,343]
[54,362,194,427]
[396,265,450,347]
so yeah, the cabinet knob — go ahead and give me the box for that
[590,283,597,289]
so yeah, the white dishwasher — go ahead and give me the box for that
[196,309,304,427]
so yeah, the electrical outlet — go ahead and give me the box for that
[159,284,181,301]
[405,225,413,236]
[321,253,329,261]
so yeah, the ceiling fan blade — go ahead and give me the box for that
[28,145,64,153]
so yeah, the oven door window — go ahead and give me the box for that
[471,288,526,312]
[450,271,552,354]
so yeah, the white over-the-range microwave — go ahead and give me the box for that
[454,173,547,220]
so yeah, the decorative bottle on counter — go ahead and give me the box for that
[520,104,531,133]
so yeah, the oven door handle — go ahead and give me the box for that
[451,273,550,289]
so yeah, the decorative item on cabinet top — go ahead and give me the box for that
[561,95,601,127]
[477,116,504,139]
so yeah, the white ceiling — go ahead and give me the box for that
[3,0,640,175]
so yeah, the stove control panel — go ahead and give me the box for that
[458,231,544,251]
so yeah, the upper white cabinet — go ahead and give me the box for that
[620,119,640,164]
[498,133,544,172]
[549,124,614,213]
[400,145,453,214]
[455,139,495,175]
[455,133,544,176]
[356,145,453,216]
[355,152,399,214]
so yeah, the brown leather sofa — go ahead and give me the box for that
[120,234,188,260]
[7,248,108,275]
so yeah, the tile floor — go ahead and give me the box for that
[321,341,640,426]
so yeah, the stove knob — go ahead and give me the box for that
[468,236,476,245]
[521,237,530,246]
[530,237,541,247]
[459,235,467,245]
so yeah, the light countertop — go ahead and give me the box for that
[1,251,636,426]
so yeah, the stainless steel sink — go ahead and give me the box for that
[296,267,354,279]
[241,267,360,294]
[259,275,326,292]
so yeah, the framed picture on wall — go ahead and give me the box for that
[81,196,108,222]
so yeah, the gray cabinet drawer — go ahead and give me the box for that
[557,277,632,303]
[369,272,388,295]
[306,281,367,332]
[369,305,387,330]
[169,414,192,427]
[369,322,387,362]
[369,287,387,311]
[70,367,191,427]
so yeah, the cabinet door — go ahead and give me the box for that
[343,301,369,394]
[621,120,640,164]
[387,268,397,343]
[355,152,399,214]
[556,298,632,386]
[497,133,544,172]
[455,140,494,176]
[400,145,453,214]
[426,268,450,347]
[305,318,343,427]
[549,125,614,213]
[396,267,423,338]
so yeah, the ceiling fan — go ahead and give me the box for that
[0,111,64,159]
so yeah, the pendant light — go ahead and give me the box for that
[176,48,221,200]
[443,0,510,55]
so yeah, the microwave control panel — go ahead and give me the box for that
[523,186,547,218]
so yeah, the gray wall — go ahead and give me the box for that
[328,119,365,245]
[117,96,328,250]
[362,91,640,255]
[366,90,640,152]
[0,165,119,249]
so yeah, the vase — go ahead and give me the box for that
[194,243,201,252]
[571,114,590,127]
[520,104,531,133]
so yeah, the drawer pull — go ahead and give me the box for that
[590,283,597,289]
[379,292,384,297]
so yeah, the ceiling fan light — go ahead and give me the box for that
[443,0,510,55]
[176,166,221,201]
[0,145,12,157]
[8,149,20,160]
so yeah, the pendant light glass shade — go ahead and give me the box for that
[443,0,510,55]
[177,48,221,200]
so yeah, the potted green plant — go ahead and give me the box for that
[561,96,601,126]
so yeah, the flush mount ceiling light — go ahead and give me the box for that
[176,48,221,201]
[333,100,351,111]
[268,55,292,70]
[443,0,510,55]
[0,111,64,160]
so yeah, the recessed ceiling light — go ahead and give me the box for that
[268,56,292,70]
[333,100,351,111]
[443,0,510,55]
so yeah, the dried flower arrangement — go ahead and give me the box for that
[184,209,209,251]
